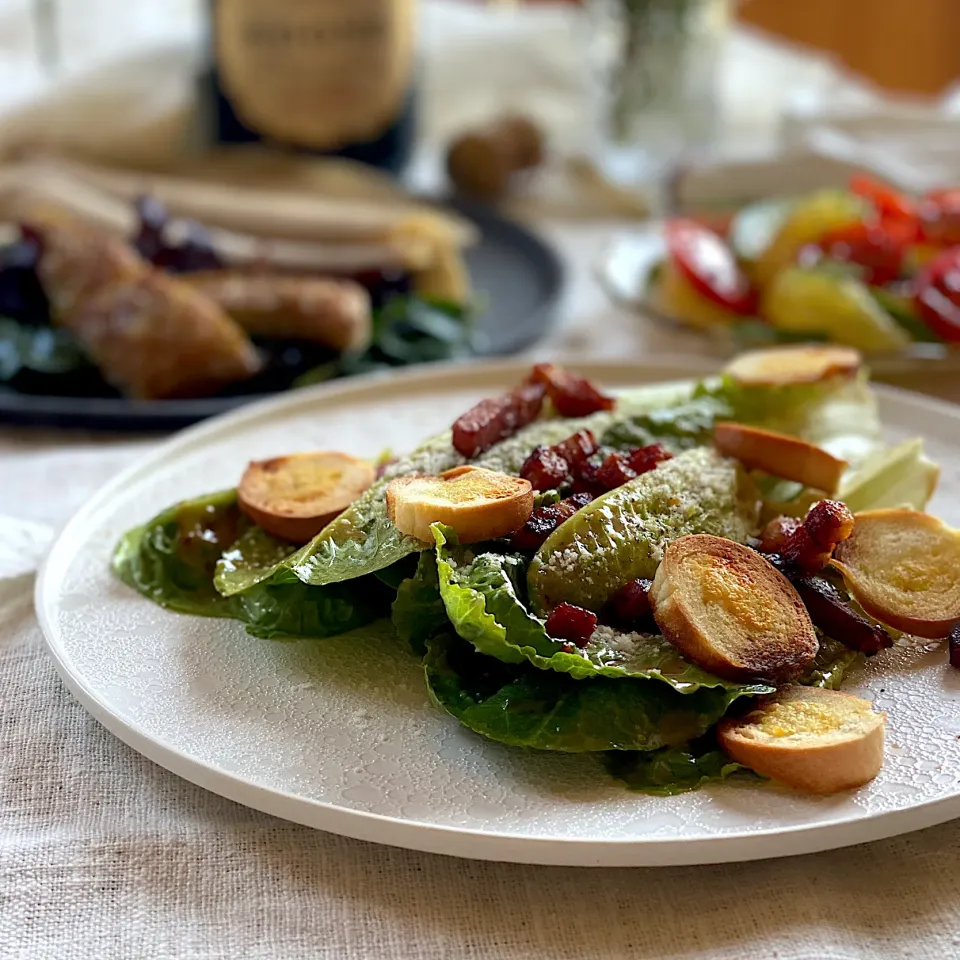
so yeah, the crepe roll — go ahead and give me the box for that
[184,271,372,353]
[29,210,261,399]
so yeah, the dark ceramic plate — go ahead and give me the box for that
[0,199,562,431]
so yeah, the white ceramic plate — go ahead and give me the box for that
[36,360,960,867]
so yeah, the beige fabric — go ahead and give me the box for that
[3,5,960,957]
[3,538,960,959]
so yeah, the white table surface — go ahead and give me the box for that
[3,3,960,958]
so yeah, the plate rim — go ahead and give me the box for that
[34,357,960,867]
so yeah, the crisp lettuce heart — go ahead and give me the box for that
[838,438,939,513]
[527,447,759,614]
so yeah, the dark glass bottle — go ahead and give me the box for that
[201,0,418,175]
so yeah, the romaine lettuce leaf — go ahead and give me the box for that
[799,634,862,690]
[209,382,695,596]
[744,372,881,469]
[391,551,448,656]
[837,437,939,513]
[604,371,882,475]
[214,523,298,596]
[113,489,242,617]
[527,448,759,613]
[603,742,750,795]
[423,632,755,752]
[433,523,773,696]
[113,491,390,639]
[601,381,734,452]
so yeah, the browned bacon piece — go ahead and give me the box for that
[519,446,570,492]
[511,492,592,552]
[790,574,893,655]
[781,500,855,575]
[605,578,656,631]
[757,516,803,555]
[545,602,598,648]
[451,381,546,458]
[950,623,960,670]
[531,363,616,417]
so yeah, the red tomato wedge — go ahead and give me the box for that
[664,219,757,315]
[849,174,917,222]
[918,188,960,246]
[815,222,907,287]
[914,247,960,342]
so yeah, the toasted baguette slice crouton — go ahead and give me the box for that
[718,685,885,794]
[831,508,960,638]
[724,345,861,388]
[386,466,533,544]
[238,451,375,544]
[650,534,818,683]
[714,422,847,495]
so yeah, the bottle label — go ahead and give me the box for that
[215,0,415,150]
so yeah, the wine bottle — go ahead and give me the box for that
[201,0,418,174]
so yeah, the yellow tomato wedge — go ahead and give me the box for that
[760,267,911,354]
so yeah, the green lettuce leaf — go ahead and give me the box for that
[208,381,695,596]
[391,551,448,656]
[799,634,863,690]
[423,633,755,753]
[601,380,734,452]
[373,553,421,590]
[113,491,390,639]
[604,371,882,475]
[113,489,242,617]
[603,743,751,796]
[433,524,773,696]
[527,447,759,613]
[214,523,297,596]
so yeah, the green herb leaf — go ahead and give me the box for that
[0,317,91,382]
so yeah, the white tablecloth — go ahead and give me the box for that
[4,4,960,958]
[5,222,960,960]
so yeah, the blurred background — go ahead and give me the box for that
[1,0,960,429]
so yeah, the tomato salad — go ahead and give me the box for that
[648,176,960,355]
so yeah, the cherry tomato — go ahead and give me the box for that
[918,188,960,247]
[664,219,757,315]
[814,222,907,287]
[849,174,917,222]
[914,247,960,342]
